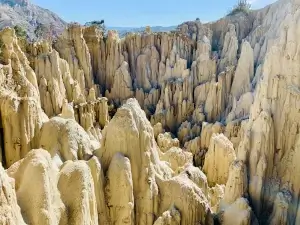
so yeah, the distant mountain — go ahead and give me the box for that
[108,25,177,37]
[0,0,66,40]
[0,0,176,40]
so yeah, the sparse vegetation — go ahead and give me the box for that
[85,20,106,34]
[34,23,54,41]
[227,0,251,16]
[13,25,27,39]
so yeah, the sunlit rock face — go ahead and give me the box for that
[0,0,66,40]
[1,0,300,223]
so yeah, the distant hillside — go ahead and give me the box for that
[0,0,176,40]
[108,25,177,37]
[0,0,66,40]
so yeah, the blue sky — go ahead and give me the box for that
[31,0,276,27]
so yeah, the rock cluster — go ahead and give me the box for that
[0,0,300,224]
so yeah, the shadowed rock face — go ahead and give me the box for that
[0,0,300,224]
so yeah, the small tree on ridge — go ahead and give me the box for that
[85,20,106,34]
[228,0,251,16]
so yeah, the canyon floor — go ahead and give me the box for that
[0,0,299,224]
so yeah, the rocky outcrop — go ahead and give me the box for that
[203,134,236,186]
[156,173,213,225]
[217,24,238,73]
[230,40,254,101]
[184,122,224,167]
[219,198,252,225]
[238,110,274,217]
[7,149,65,225]
[33,42,68,117]
[73,96,109,135]
[161,147,193,172]
[106,153,134,225]
[0,28,48,167]
[58,160,98,225]
[0,0,66,40]
[1,0,300,223]
[86,156,109,224]
[153,206,181,225]
[96,98,213,225]
[39,116,99,165]
[0,163,25,225]
[268,190,292,225]
[54,24,94,93]
[157,132,180,152]
[222,160,248,207]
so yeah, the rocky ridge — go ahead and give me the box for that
[0,0,66,40]
[0,0,299,224]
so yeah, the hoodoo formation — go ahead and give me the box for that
[0,0,300,224]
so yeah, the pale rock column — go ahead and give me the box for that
[105,153,134,225]
[268,191,292,225]
[218,24,238,73]
[7,149,65,225]
[0,28,48,167]
[222,160,248,207]
[58,161,98,225]
[230,40,254,101]
[86,156,109,224]
[0,163,25,225]
[203,134,236,186]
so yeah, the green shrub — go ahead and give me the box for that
[85,20,106,33]
[13,25,27,39]
[228,0,251,16]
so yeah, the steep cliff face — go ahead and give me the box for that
[0,28,47,167]
[0,0,299,224]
